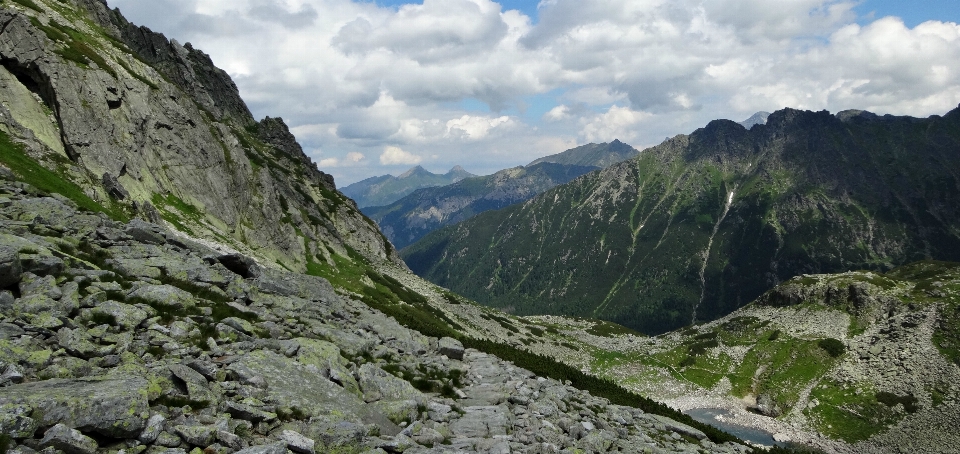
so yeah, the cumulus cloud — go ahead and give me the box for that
[315,151,364,168]
[380,146,423,165]
[580,106,653,143]
[107,0,960,184]
[445,115,513,140]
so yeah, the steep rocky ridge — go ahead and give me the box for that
[403,107,960,334]
[365,162,599,249]
[0,0,398,274]
[343,166,476,209]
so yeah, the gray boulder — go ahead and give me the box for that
[174,424,217,447]
[449,405,511,438]
[40,423,98,454]
[89,301,150,329]
[0,376,150,437]
[138,414,166,444]
[234,442,288,454]
[642,414,707,440]
[438,337,464,360]
[128,285,197,310]
[169,363,216,404]
[20,254,64,277]
[102,172,130,200]
[279,429,315,454]
[230,350,400,435]
[125,219,166,245]
[0,403,38,439]
[0,245,22,289]
[357,363,424,404]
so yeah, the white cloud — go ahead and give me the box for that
[580,106,653,143]
[380,146,423,165]
[107,0,960,185]
[345,151,366,163]
[445,115,513,140]
[544,105,571,122]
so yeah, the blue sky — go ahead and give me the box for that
[858,0,960,26]
[109,0,960,185]
[374,0,960,27]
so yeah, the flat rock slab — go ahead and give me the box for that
[449,405,512,438]
[642,414,707,440]
[0,376,150,437]
[232,350,401,436]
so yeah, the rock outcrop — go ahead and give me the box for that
[0,0,398,274]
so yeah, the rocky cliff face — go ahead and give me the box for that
[0,0,399,274]
[403,107,960,334]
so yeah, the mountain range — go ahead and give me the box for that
[364,140,638,249]
[342,165,475,208]
[0,0,958,452]
[527,139,639,168]
[402,107,960,334]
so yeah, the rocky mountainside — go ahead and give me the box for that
[527,140,639,169]
[342,166,476,209]
[0,176,755,454]
[0,1,766,453]
[0,0,399,274]
[588,261,960,453]
[364,162,598,249]
[403,107,960,334]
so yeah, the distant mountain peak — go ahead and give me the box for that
[739,111,771,129]
[527,140,640,169]
[343,165,476,207]
[398,165,428,179]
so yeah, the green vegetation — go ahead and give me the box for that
[808,381,905,442]
[0,130,128,221]
[402,109,960,335]
[28,17,117,78]
[151,193,205,235]
[817,338,845,358]
[586,319,644,337]
[11,0,42,12]
[0,434,12,454]
[875,391,919,413]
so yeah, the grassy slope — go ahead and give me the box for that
[402,109,960,335]
[585,261,960,443]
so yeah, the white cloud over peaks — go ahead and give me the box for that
[580,106,652,143]
[380,146,423,165]
[315,151,365,168]
[445,115,513,140]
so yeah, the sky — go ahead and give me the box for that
[105,0,960,185]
